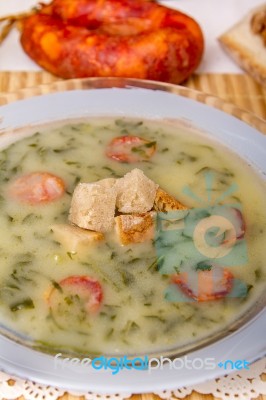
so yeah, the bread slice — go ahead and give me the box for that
[219,4,266,87]
[51,224,104,252]
[115,212,156,245]
[69,178,117,232]
[154,187,188,212]
[116,168,158,213]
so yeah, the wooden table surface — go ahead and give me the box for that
[0,71,265,400]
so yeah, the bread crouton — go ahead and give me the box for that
[154,187,188,212]
[115,212,156,245]
[116,169,158,213]
[97,178,117,188]
[69,178,117,232]
[51,224,104,252]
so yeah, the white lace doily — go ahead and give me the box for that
[0,358,265,400]
[155,358,266,400]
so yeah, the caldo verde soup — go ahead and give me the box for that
[0,118,265,356]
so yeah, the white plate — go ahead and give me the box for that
[0,78,265,393]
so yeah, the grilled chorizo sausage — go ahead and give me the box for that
[20,0,204,83]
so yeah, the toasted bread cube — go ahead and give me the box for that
[116,169,158,213]
[51,224,104,253]
[154,187,188,212]
[98,178,117,188]
[69,178,117,232]
[115,212,156,245]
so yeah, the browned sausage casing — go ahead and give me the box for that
[21,0,204,83]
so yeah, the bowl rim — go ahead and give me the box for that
[0,77,265,134]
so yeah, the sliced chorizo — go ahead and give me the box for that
[48,275,103,314]
[8,172,65,204]
[172,267,234,302]
[106,136,156,163]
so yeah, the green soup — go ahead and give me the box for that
[0,118,265,356]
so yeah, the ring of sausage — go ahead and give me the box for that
[106,135,157,163]
[20,0,204,83]
[8,172,65,204]
[172,267,234,302]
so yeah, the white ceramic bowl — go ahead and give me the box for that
[0,78,265,393]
